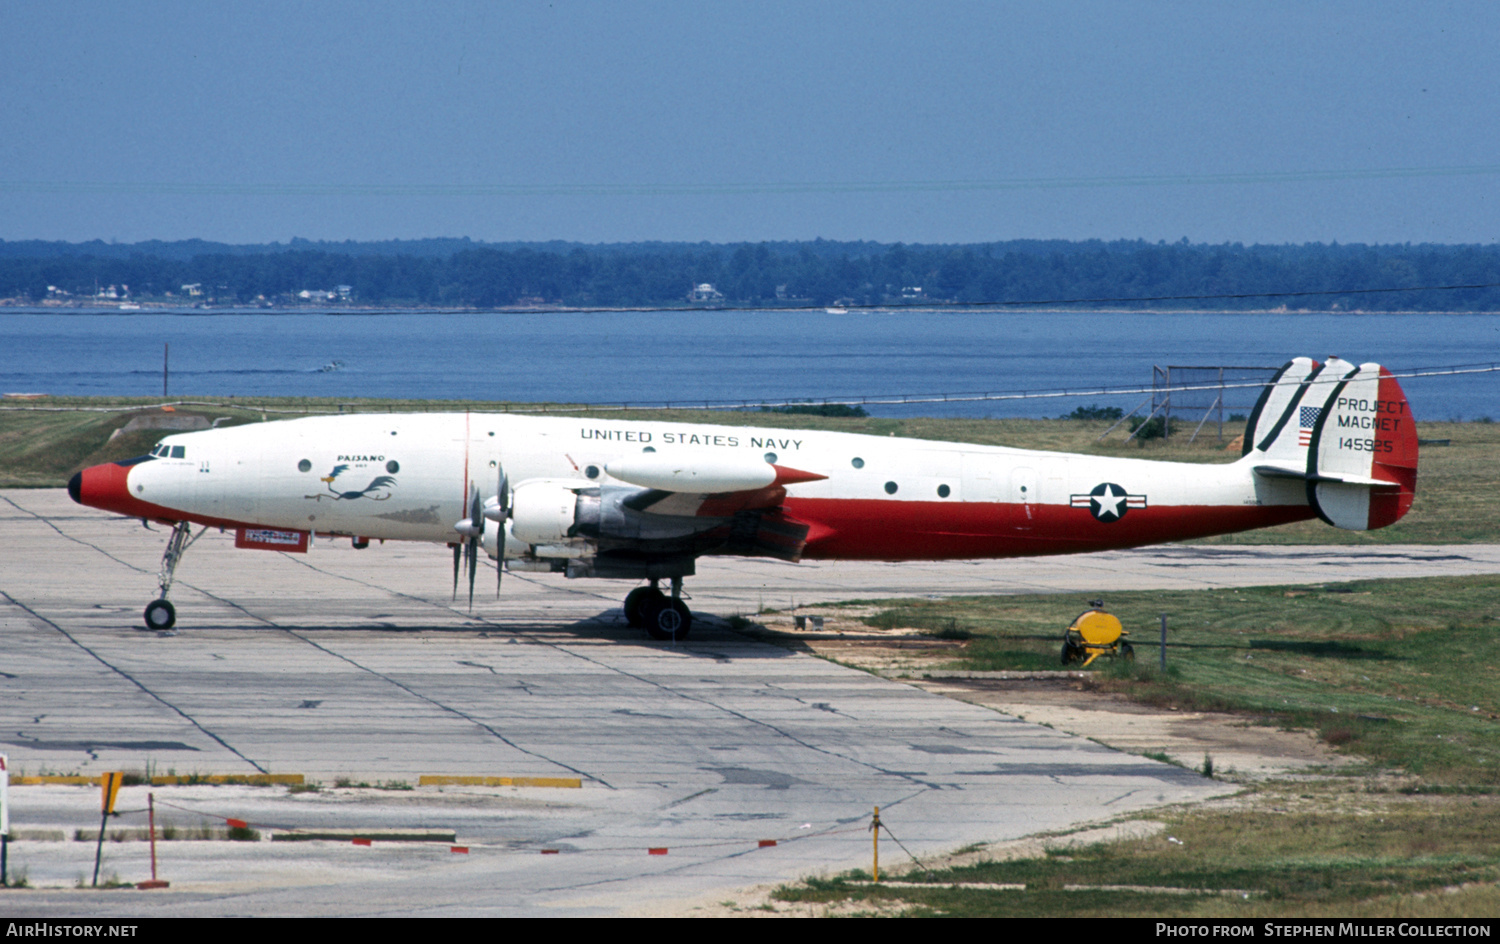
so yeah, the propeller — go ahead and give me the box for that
[453,481,484,611]
[483,465,511,598]
[454,465,511,609]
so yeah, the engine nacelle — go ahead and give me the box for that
[510,481,588,545]
[482,479,596,562]
[485,479,726,566]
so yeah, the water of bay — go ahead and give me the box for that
[2,308,1496,421]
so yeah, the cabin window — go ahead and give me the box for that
[642,446,656,453]
[884,481,898,495]
[937,484,950,498]
[387,460,400,474]
[851,457,865,469]
[585,465,600,480]
[298,459,312,472]
[764,452,777,464]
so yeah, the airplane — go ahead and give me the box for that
[67,356,1419,638]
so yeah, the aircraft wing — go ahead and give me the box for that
[606,455,826,515]
[595,455,828,561]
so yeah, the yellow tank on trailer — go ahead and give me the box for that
[1061,601,1134,667]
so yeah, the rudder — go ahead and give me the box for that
[1307,363,1419,530]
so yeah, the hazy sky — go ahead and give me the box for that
[3,1,1498,245]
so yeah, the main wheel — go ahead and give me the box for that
[644,597,692,641]
[144,599,176,631]
[623,586,664,628]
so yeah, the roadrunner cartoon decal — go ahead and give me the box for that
[306,464,397,501]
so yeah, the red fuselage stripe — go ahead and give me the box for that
[783,497,1315,560]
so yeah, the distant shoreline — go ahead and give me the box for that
[4,301,1499,316]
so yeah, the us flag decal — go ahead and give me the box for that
[1299,406,1321,446]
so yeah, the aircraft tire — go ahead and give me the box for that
[624,586,663,628]
[644,598,692,641]
[144,599,177,631]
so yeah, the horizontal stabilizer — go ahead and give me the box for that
[1253,464,1403,489]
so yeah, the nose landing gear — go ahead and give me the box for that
[144,521,204,631]
[623,577,692,641]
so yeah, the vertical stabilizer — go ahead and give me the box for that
[1306,363,1419,530]
[1246,356,1357,466]
[1243,358,1319,457]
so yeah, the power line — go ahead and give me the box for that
[506,363,1500,413]
[2,364,1494,417]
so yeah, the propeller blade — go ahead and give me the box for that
[496,466,508,598]
[466,484,483,611]
[451,543,461,600]
[467,534,478,610]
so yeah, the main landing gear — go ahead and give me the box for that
[623,577,692,641]
[143,521,204,631]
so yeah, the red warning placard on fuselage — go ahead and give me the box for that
[235,528,310,553]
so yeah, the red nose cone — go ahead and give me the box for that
[72,461,143,516]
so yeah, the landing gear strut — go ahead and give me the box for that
[144,521,204,631]
[624,577,692,641]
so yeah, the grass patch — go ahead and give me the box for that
[860,574,1500,784]
[772,784,1500,917]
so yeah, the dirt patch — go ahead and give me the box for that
[738,611,1353,781]
[909,677,1352,780]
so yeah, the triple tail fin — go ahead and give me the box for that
[1245,357,1419,531]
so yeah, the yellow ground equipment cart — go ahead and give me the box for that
[1061,601,1134,667]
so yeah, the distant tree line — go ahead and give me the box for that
[4,238,1500,310]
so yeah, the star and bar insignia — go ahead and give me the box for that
[1070,482,1147,522]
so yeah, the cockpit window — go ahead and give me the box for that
[170,446,186,458]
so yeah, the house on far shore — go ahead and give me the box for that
[688,282,723,303]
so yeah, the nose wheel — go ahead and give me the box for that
[625,578,692,641]
[144,599,177,630]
